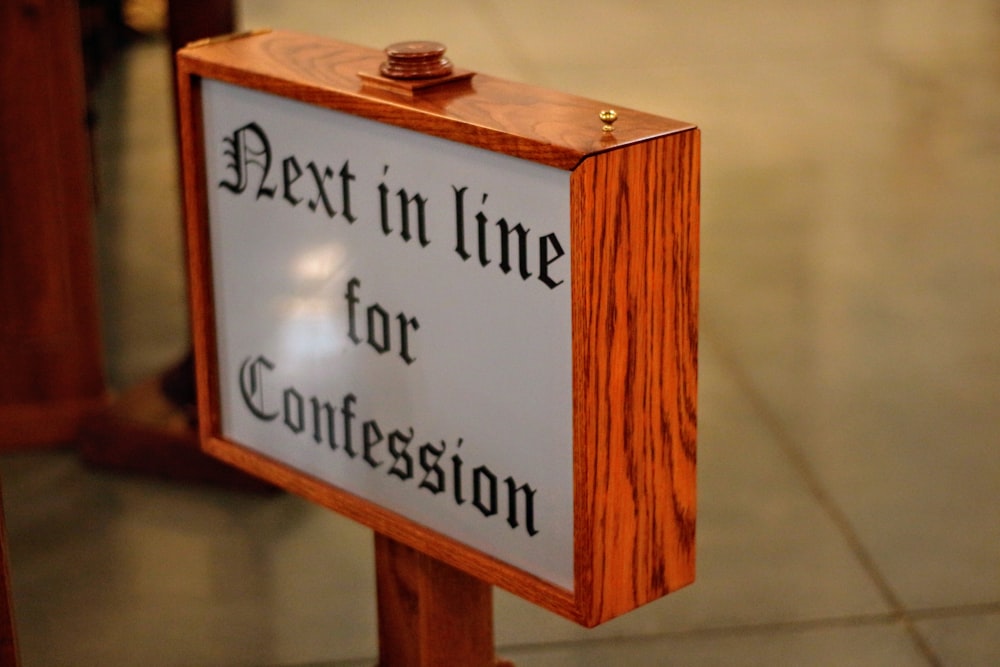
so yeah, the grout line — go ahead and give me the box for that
[909,601,1000,620]
[283,612,931,666]
[701,327,945,667]
[274,602,1000,666]
[498,611,922,658]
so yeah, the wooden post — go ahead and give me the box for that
[0,484,18,667]
[0,0,108,448]
[375,533,496,667]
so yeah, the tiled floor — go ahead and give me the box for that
[2,1,998,665]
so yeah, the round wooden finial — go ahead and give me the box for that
[599,109,619,132]
[380,41,453,80]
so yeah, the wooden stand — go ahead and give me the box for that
[375,534,509,667]
[178,30,697,628]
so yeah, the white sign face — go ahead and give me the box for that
[202,80,574,589]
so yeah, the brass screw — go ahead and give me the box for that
[599,109,618,132]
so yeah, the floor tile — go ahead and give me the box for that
[502,621,929,667]
[697,47,1000,610]
[1,452,378,666]
[916,610,1000,667]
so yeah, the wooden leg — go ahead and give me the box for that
[0,0,109,449]
[375,534,500,667]
[77,0,265,493]
[0,483,19,667]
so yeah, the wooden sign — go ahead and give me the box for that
[177,31,698,627]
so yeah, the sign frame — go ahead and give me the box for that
[177,30,699,627]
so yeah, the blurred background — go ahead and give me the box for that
[0,0,997,665]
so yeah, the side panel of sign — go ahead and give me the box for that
[201,80,574,589]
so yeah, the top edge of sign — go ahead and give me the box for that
[177,30,696,170]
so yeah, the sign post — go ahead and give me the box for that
[375,534,502,666]
[177,30,698,661]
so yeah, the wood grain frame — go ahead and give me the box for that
[177,30,698,627]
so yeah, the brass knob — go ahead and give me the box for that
[380,41,453,80]
[599,109,618,132]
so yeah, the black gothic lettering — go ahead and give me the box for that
[310,397,338,449]
[339,161,357,222]
[378,167,430,246]
[221,124,362,227]
[378,181,392,236]
[472,465,498,517]
[239,355,278,421]
[496,218,531,280]
[306,162,336,217]
[345,278,362,345]
[538,232,566,289]
[282,156,303,206]
[453,186,471,261]
[341,393,357,458]
[282,387,305,434]
[451,439,465,505]
[219,122,276,200]
[363,420,383,468]
[451,184,566,290]
[217,121,569,293]
[504,477,539,536]
[476,210,491,267]
[419,441,446,494]
[396,313,419,365]
[366,303,390,354]
[235,358,542,537]
[388,428,414,480]
[396,189,430,247]
[343,277,420,365]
